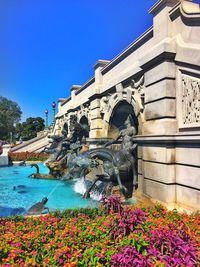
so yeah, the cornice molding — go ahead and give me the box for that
[169,0,200,24]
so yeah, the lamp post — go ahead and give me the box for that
[10,132,13,144]
[45,109,48,128]
[52,101,56,123]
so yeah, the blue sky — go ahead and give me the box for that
[0,0,156,123]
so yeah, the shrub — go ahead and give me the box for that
[8,152,49,162]
[111,246,147,267]
[147,226,198,266]
[111,208,147,239]
[51,207,103,219]
[100,195,123,215]
[0,201,199,266]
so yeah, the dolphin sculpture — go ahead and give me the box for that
[26,197,49,216]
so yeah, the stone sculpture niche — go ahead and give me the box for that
[31,114,137,199]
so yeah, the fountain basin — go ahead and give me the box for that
[0,164,97,217]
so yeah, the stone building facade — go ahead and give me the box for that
[54,0,200,210]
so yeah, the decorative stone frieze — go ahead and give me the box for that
[99,96,109,116]
[78,103,91,122]
[181,73,200,127]
[129,76,145,116]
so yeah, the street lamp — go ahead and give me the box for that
[52,101,56,123]
[45,109,48,128]
[10,132,13,144]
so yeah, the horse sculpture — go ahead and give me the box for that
[30,115,89,179]
[30,114,137,199]
[63,115,137,199]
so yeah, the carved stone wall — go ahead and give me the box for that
[181,74,200,127]
[103,77,145,125]
[52,0,200,210]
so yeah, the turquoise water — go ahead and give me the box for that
[0,164,97,217]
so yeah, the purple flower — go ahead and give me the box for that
[111,246,147,267]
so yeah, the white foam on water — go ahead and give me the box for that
[73,178,103,201]
[73,178,86,195]
[90,191,103,201]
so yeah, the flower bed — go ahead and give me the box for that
[8,152,49,162]
[0,196,199,266]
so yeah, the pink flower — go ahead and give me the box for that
[32,251,37,256]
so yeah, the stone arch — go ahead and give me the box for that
[104,99,139,190]
[107,100,138,139]
[102,90,144,138]
[101,77,145,138]
[79,115,90,137]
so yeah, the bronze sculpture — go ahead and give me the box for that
[30,114,137,199]
[83,116,137,198]
[26,197,49,216]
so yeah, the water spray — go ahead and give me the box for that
[47,182,61,198]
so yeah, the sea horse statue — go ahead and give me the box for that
[65,115,137,199]
[30,115,89,179]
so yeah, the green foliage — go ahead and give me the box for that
[0,96,22,141]
[51,207,104,219]
[8,152,48,161]
[15,117,45,141]
[0,205,199,266]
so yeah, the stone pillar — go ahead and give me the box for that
[89,60,110,142]
[93,60,110,93]
[140,74,177,204]
[143,61,177,135]
[149,0,180,42]
[89,99,103,139]
[0,144,11,166]
[138,0,180,206]
[58,98,65,113]
[71,85,81,106]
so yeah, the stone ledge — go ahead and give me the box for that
[0,156,9,167]
[144,60,176,86]
[145,79,176,103]
[145,98,176,120]
[176,185,200,210]
[143,178,176,203]
[142,119,177,135]
[176,165,200,190]
[143,162,175,183]
[136,133,200,144]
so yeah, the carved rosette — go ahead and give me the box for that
[181,74,200,127]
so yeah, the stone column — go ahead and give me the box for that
[71,85,81,106]
[0,144,11,166]
[89,60,110,142]
[149,0,180,42]
[138,0,179,206]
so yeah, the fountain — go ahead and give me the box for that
[30,114,137,199]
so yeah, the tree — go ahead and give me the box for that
[0,96,22,141]
[15,117,45,141]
